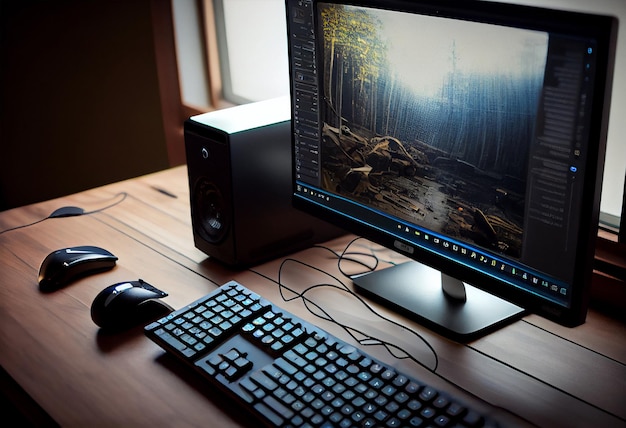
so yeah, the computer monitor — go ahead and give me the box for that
[286,0,617,340]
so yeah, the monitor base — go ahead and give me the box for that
[353,262,525,341]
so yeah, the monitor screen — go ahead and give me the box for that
[286,0,617,339]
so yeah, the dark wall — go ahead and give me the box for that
[0,0,170,210]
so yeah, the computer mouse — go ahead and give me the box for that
[38,245,118,291]
[91,279,173,331]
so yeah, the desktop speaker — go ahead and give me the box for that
[184,97,343,268]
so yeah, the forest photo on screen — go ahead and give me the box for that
[318,3,549,260]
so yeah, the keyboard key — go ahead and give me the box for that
[263,396,294,420]
[420,386,438,402]
[144,281,499,428]
[251,371,278,392]
[447,401,467,418]
[274,357,297,376]
[253,402,284,426]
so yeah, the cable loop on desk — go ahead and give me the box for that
[249,239,440,373]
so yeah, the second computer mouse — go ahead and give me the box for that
[91,279,173,331]
[38,245,118,292]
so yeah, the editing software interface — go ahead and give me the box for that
[287,0,616,329]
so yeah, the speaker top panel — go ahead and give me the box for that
[189,96,291,135]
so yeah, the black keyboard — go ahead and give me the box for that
[145,281,499,427]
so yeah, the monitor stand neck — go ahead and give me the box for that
[441,274,467,302]
[352,261,524,341]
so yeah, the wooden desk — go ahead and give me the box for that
[0,166,624,427]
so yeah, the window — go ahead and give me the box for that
[213,0,290,104]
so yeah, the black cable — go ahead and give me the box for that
[0,216,48,235]
[313,236,381,275]
[314,235,408,279]
[249,250,439,372]
[82,192,128,215]
[0,192,128,235]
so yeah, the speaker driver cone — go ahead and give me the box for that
[194,179,229,243]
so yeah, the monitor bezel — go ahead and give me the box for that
[288,0,618,327]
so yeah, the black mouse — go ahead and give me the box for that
[91,279,173,331]
[38,245,118,291]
